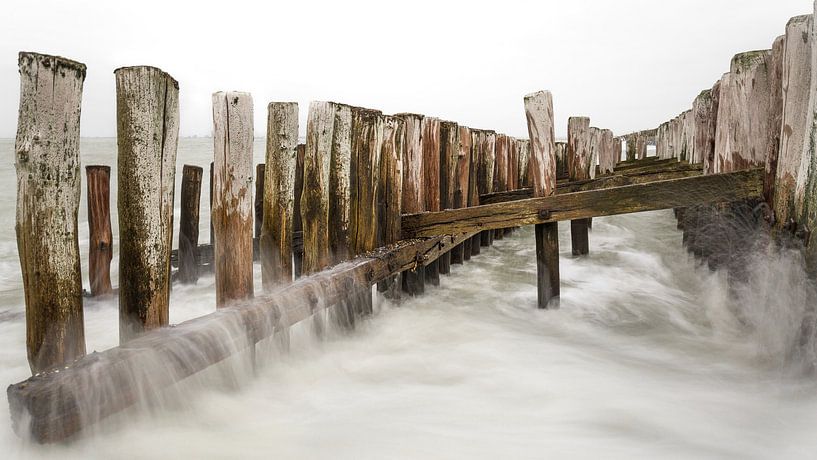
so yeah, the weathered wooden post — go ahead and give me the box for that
[766,35,785,206]
[467,128,481,256]
[555,142,568,177]
[625,134,636,161]
[598,129,615,174]
[212,91,254,307]
[116,65,179,343]
[329,103,353,264]
[178,165,203,284]
[438,121,459,274]
[16,52,86,373]
[714,51,773,173]
[518,139,531,188]
[422,116,442,285]
[775,15,812,227]
[86,165,113,297]
[349,107,383,314]
[797,5,817,260]
[636,132,647,160]
[451,125,472,264]
[524,90,559,308]
[377,115,404,294]
[478,131,497,246]
[399,113,425,295]
[260,102,298,290]
[209,161,214,245]
[293,143,306,278]
[612,137,622,163]
[568,116,592,256]
[255,164,265,238]
[493,134,508,240]
[302,102,335,275]
[692,90,718,168]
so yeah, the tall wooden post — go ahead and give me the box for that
[467,128,481,256]
[116,65,179,343]
[399,113,425,295]
[524,91,559,308]
[555,142,568,177]
[294,144,305,278]
[422,116,441,286]
[178,165,203,284]
[302,102,335,275]
[568,116,591,256]
[439,121,459,274]
[261,102,298,290]
[329,104,353,264]
[377,115,404,294]
[775,15,812,228]
[212,91,254,307]
[493,134,508,240]
[478,131,496,247]
[625,134,636,161]
[452,125,472,264]
[86,166,113,297]
[598,130,615,174]
[16,52,86,373]
[255,164,265,239]
[209,161,214,245]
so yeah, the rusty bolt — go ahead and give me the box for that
[538,209,551,220]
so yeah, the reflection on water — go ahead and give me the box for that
[1,139,817,459]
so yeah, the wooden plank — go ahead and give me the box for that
[7,229,478,444]
[302,102,335,275]
[16,52,87,373]
[480,168,704,205]
[524,90,559,308]
[178,165,203,285]
[401,168,764,238]
[116,65,179,343]
[261,102,298,290]
[212,91,254,307]
[86,165,114,297]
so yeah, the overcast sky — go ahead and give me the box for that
[0,0,811,139]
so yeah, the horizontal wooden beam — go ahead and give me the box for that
[480,168,704,205]
[402,168,763,238]
[8,231,476,443]
[612,161,700,175]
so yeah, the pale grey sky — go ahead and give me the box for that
[0,0,810,139]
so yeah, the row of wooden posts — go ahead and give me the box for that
[12,50,769,441]
[16,51,633,376]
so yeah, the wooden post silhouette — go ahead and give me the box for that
[16,52,87,373]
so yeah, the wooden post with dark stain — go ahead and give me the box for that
[377,115,405,295]
[525,91,560,308]
[16,52,87,373]
[494,134,509,240]
[568,116,591,256]
[261,102,298,291]
[477,130,497,247]
[452,125,472,264]
[86,165,113,297]
[116,65,179,343]
[212,91,254,307]
[255,164,265,239]
[349,107,383,315]
[302,102,335,275]
[178,165,203,285]
[294,143,306,278]
[438,121,459,274]
[422,116,442,286]
[398,113,425,295]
